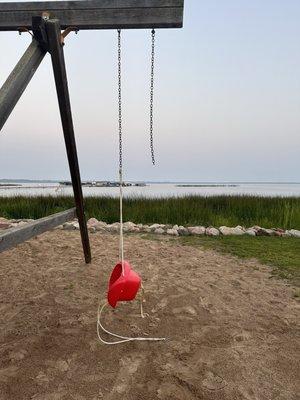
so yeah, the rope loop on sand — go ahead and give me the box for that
[97,302,166,345]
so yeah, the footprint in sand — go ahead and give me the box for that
[233,330,252,342]
[35,370,50,385]
[202,371,227,391]
[152,297,168,312]
[172,306,197,318]
[9,349,28,362]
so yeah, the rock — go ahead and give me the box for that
[0,222,10,229]
[95,226,107,233]
[88,226,96,233]
[94,222,107,231]
[281,231,291,237]
[219,226,230,235]
[56,360,69,372]
[245,228,256,236]
[187,226,206,235]
[63,222,76,231]
[149,223,165,231]
[219,226,244,236]
[177,226,189,236]
[166,228,179,236]
[154,228,165,235]
[10,219,33,224]
[87,217,98,227]
[123,221,137,232]
[107,223,120,233]
[172,224,179,230]
[287,229,300,238]
[256,228,275,236]
[149,223,161,231]
[144,227,152,233]
[206,227,219,236]
[251,226,261,233]
[73,222,80,230]
[16,221,28,227]
[273,228,285,237]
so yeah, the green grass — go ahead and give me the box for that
[179,236,300,285]
[0,195,300,229]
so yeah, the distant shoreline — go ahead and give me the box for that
[176,184,239,188]
[0,179,299,185]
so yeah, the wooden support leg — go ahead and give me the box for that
[0,39,46,131]
[45,19,91,264]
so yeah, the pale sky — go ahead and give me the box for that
[0,0,299,182]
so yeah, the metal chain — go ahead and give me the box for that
[117,29,124,270]
[118,29,155,168]
[118,29,122,172]
[150,29,156,165]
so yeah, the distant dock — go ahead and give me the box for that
[59,181,147,187]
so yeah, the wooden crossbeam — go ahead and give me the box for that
[0,0,184,31]
[0,208,76,253]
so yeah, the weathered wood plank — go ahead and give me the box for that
[0,0,183,10]
[0,38,46,131]
[0,0,184,31]
[0,208,76,253]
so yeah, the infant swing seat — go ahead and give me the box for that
[97,29,165,345]
[108,261,141,308]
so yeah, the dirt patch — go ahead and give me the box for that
[0,231,299,399]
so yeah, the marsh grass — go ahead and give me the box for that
[0,195,299,229]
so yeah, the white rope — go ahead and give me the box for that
[118,29,125,277]
[119,168,125,276]
[96,30,165,346]
[97,301,166,345]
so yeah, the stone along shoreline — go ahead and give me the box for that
[1,217,299,238]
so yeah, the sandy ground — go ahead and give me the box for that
[0,231,299,400]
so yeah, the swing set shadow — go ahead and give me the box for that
[0,0,184,263]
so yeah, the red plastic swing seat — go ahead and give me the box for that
[107,261,141,308]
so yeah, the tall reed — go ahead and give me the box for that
[0,195,299,229]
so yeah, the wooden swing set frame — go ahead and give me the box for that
[0,0,184,263]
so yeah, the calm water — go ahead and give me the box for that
[0,182,299,197]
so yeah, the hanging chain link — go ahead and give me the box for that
[150,29,156,165]
[118,29,122,172]
[118,29,156,168]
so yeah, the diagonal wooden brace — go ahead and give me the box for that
[0,38,46,131]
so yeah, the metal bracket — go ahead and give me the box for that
[61,27,79,45]
[18,27,34,37]
[31,16,79,48]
